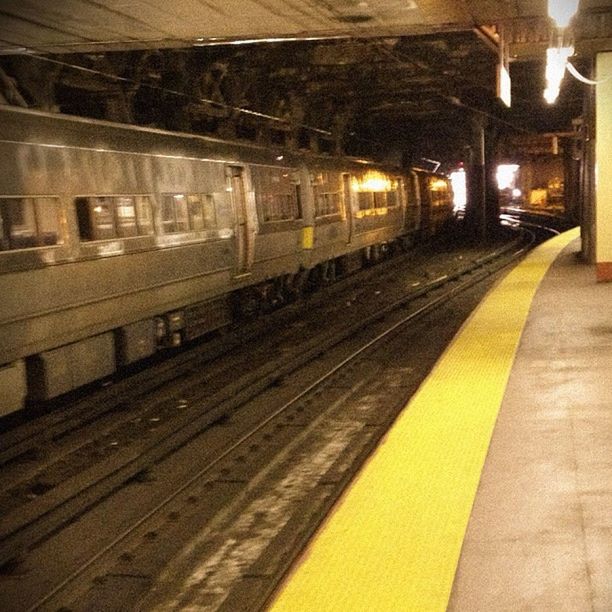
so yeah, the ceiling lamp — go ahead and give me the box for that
[544,1,579,104]
[544,46,574,104]
[548,0,580,28]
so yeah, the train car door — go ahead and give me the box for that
[343,173,354,244]
[227,165,254,276]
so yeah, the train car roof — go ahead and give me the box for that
[0,105,403,173]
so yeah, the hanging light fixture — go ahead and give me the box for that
[544,46,574,104]
[548,0,580,28]
[543,1,580,104]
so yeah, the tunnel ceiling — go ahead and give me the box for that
[0,1,610,163]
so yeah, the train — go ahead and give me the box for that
[0,106,455,415]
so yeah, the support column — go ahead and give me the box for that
[465,117,487,240]
[484,127,501,235]
[562,135,579,225]
[595,51,612,281]
[580,84,596,263]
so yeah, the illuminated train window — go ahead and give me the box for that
[427,177,452,207]
[194,194,217,230]
[357,191,375,211]
[0,196,61,251]
[188,195,205,231]
[160,194,217,234]
[115,196,138,238]
[353,172,399,213]
[161,194,189,233]
[135,195,154,235]
[311,171,343,218]
[386,189,399,208]
[251,166,301,222]
[76,195,153,241]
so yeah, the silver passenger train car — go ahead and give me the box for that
[0,106,454,415]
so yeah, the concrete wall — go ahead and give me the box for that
[596,51,612,281]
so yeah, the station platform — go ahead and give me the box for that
[268,227,612,612]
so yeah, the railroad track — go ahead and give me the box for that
[0,231,533,610]
[500,208,575,237]
[0,235,455,469]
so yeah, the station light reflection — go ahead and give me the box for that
[450,169,466,217]
[547,0,580,28]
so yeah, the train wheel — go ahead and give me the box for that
[233,287,261,320]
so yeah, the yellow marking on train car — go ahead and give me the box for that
[302,226,314,250]
[356,207,389,219]
[268,228,580,612]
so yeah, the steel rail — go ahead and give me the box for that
[27,232,531,611]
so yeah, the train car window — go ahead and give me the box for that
[92,197,116,240]
[135,196,154,235]
[77,196,153,241]
[354,172,400,214]
[0,197,61,250]
[325,193,341,215]
[294,185,302,219]
[162,194,190,233]
[161,195,178,233]
[75,198,93,240]
[35,198,62,245]
[312,172,343,218]
[428,178,451,207]
[187,195,205,231]
[162,193,217,234]
[202,194,217,229]
[251,166,300,222]
[115,196,137,238]
[8,198,36,248]
[174,195,189,232]
[357,192,374,211]
[76,197,116,241]
[373,191,387,208]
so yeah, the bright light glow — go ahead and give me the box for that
[430,178,448,191]
[530,189,548,206]
[512,188,522,198]
[498,64,511,107]
[352,171,393,192]
[450,169,466,214]
[548,0,579,28]
[544,46,574,104]
[496,164,519,190]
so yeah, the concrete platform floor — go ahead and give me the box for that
[449,239,612,611]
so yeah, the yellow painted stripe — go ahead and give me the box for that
[269,228,580,612]
[302,226,314,250]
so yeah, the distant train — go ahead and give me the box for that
[0,106,455,414]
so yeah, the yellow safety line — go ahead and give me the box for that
[268,228,580,612]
